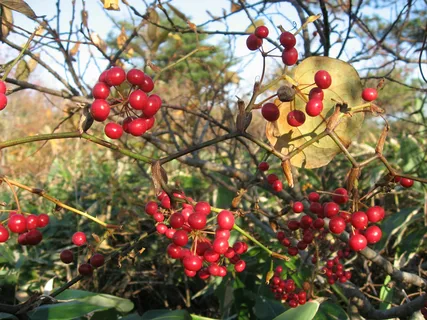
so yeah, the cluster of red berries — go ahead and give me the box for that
[269,266,308,308]
[59,231,105,276]
[0,80,7,111]
[91,67,161,139]
[258,161,283,192]
[0,212,49,245]
[321,255,352,285]
[394,176,414,188]
[144,191,248,278]
[246,26,269,51]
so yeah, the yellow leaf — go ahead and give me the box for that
[147,9,158,42]
[90,32,107,51]
[117,25,127,47]
[1,6,13,38]
[245,19,264,34]
[69,42,80,56]
[100,0,119,11]
[27,53,39,72]
[15,59,30,81]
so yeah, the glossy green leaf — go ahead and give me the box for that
[273,300,320,320]
[140,309,191,320]
[379,275,394,310]
[253,296,286,320]
[314,301,349,320]
[28,301,106,320]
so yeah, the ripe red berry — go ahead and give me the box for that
[215,228,230,239]
[361,88,378,102]
[349,233,367,251]
[288,246,298,256]
[329,217,346,234]
[72,231,87,246]
[314,70,332,89]
[288,220,300,231]
[92,82,110,99]
[183,254,203,271]
[104,122,123,139]
[184,269,196,277]
[255,26,269,38]
[153,212,165,222]
[129,89,148,110]
[310,202,323,215]
[0,225,10,242]
[281,47,298,66]
[8,214,27,233]
[169,213,185,229]
[224,247,235,259]
[204,249,220,263]
[105,67,126,86]
[293,201,304,213]
[78,263,94,276]
[26,214,38,230]
[90,99,110,122]
[287,110,306,127]
[140,75,154,92]
[233,241,248,254]
[167,243,183,259]
[217,210,235,230]
[279,31,296,48]
[98,70,108,83]
[267,174,278,184]
[165,228,176,239]
[308,87,324,100]
[332,188,348,204]
[145,201,158,216]
[261,103,280,122]
[143,94,162,117]
[213,237,229,254]
[272,180,283,192]
[305,99,323,117]
[258,161,269,171]
[400,178,414,188]
[0,80,6,94]
[313,218,324,229]
[188,213,207,230]
[365,225,382,244]
[126,69,144,85]
[37,214,50,228]
[198,268,210,280]
[0,93,8,111]
[156,223,167,234]
[234,260,246,272]
[90,253,105,268]
[323,202,340,218]
[172,229,189,246]
[26,229,43,245]
[366,206,385,223]
[246,34,263,51]
[141,116,155,131]
[308,192,320,202]
[60,249,74,264]
[195,202,211,215]
[351,211,368,229]
[128,118,147,136]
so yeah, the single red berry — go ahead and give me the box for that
[156,223,167,234]
[183,254,203,271]
[218,265,228,277]
[90,253,105,268]
[98,70,108,83]
[255,26,269,38]
[310,202,323,215]
[140,75,154,92]
[287,110,306,127]
[26,229,43,245]
[198,268,210,280]
[0,93,7,111]
[169,213,185,229]
[308,192,320,202]
[204,249,220,263]
[143,94,162,117]
[332,188,348,204]
[0,225,10,242]
[37,214,50,228]
[288,220,300,231]
[272,180,283,192]
[400,178,414,188]
[167,243,183,259]
[288,246,298,256]
[215,228,230,239]
[26,214,38,230]
[224,247,235,259]
[309,87,324,100]
[234,260,246,272]
[72,231,87,246]
[8,214,27,233]
[153,212,165,222]
[246,34,263,51]
[366,206,385,223]
[305,99,323,117]
[314,70,332,89]
[184,269,196,277]
[267,174,278,184]
[258,161,269,171]
[303,231,314,243]
[129,89,148,110]
[126,69,144,85]
[217,210,235,230]
[195,202,211,215]
[349,233,367,251]
[213,237,229,254]
[365,225,382,244]
[300,216,313,229]
[122,116,136,133]
[172,229,189,246]
[361,88,378,102]
[293,201,304,213]
[279,31,296,48]
[281,47,298,66]
[329,217,346,234]
[323,202,340,218]
[105,67,126,86]
[188,213,207,230]
[165,228,176,239]
[128,118,147,136]
[90,99,110,122]
[104,122,123,139]
[233,241,248,254]
[297,241,307,250]
[141,116,155,131]
[78,263,94,276]
[92,82,110,99]
[0,80,6,94]
[145,201,158,215]
[351,211,368,229]
[60,249,74,264]
[313,218,324,229]
[261,103,280,122]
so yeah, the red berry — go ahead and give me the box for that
[183,254,202,271]
[288,220,300,231]
[365,225,382,244]
[308,192,320,202]
[37,214,50,228]
[140,75,154,92]
[332,188,348,204]
[167,244,183,259]
[300,216,313,229]
[204,249,220,263]
[26,214,38,230]
[234,260,246,272]
[288,246,298,256]
[90,99,110,122]
[329,217,346,234]
[255,26,269,38]
[308,87,324,100]
[128,118,147,136]
[351,211,368,229]
[173,230,189,246]
[105,67,126,86]
[349,233,367,251]
[272,180,283,192]
[0,80,6,94]
[198,268,210,280]
[156,223,167,234]
[188,213,207,230]
[141,116,155,131]
[26,229,43,245]
[261,103,280,122]
[361,88,378,102]
[314,70,332,89]
[0,93,7,111]
[305,99,323,117]
[90,253,105,268]
[323,202,340,218]
[60,249,74,264]
[213,237,229,254]
[104,122,123,139]
[215,228,230,239]
[246,34,263,51]
[293,201,304,213]
[122,116,135,133]
[8,214,27,233]
[145,201,158,215]
[78,263,94,276]
[126,69,144,85]
[313,218,324,229]
[165,228,176,239]
[98,70,108,83]
[217,210,235,230]
[195,202,211,215]
[297,241,307,250]
[72,231,87,246]
[169,213,185,229]
[153,212,165,222]
[233,241,248,254]
[92,82,110,99]
[287,110,306,127]
[184,269,196,277]
[310,202,323,215]
[400,178,414,188]
[0,225,10,242]
[281,47,298,66]
[267,174,279,184]
[224,247,235,259]
[143,94,162,117]
[129,89,148,110]
[366,206,385,223]
[279,32,296,48]
[258,161,269,171]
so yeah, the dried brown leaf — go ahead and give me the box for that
[0,0,37,19]
[167,3,187,22]
[1,6,13,38]
[69,42,80,57]
[81,10,88,28]
[231,2,242,12]
[281,159,294,188]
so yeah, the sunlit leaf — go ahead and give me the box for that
[245,19,264,33]
[15,59,30,81]
[147,9,159,42]
[273,300,320,320]
[100,0,119,11]
[0,0,37,19]
[1,6,13,38]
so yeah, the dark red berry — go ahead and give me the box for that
[8,214,27,233]
[173,229,189,246]
[143,94,162,117]
[126,69,144,85]
[282,47,298,66]
[400,178,414,188]
[305,99,323,117]
[246,34,263,51]
[308,192,320,202]
[332,188,348,204]
[279,32,296,48]
[26,229,43,245]
[272,180,283,192]
[262,103,280,121]
[258,161,269,171]
[78,263,94,276]
[323,202,340,218]
[308,87,324,100]
[90,253,105,268]
[145,201,158,215]
[140,75,154,92]
[170,213,185,229]
[293,201,304,213]
[267,174,278,184]
[167,243,183,259]
[287,110,306,127]
[60,249,74,264]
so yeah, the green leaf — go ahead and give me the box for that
[0,313,18,319]
[273,300,320,320]
[28,301,106,320]
[379,275,394,310]
[0,244,15,265]
[140,310,191,320]
[253,296,286,320]
[15,59,30,81]
[314,301,349,320]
